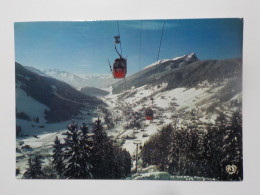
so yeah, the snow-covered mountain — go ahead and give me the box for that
[43,69,116,89]
[112,53,242,94]
[112,52,199,93]
[16,62,103,125]
[43,69,89,88]
[143,52,198,70]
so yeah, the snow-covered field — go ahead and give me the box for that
[130,171,215,181]
[16,130,67,178]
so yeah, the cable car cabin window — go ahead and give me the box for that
[145,108,153,120]
[113,58,127,79]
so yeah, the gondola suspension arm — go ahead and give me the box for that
[115,44,122,59]
[106,57,114,78]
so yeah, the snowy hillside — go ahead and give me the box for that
[16,83,101,136]
[16,85,50,135]
[16,62,104,124]
[16,87,49,122]
[99,78,241,156]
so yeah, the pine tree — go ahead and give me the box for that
[201,111,243,180]
[42,164,57,179]
[23,157,34,179]
[112,146,127,178]
[122,149,131,176]
[63,121,79,178]
[91,118,110,178]
[94,140,115,179]
[78,122,93,179]
[91,118,131,179]
[142,125,174,171]
[167,127,199,176]
[167,129,185,175]
[157,125,173,171]
[202,125,223,178]
[52,136,64,178]
[63,121,93,179]
[186,128,205,176]
[63,121,82,178]
[92,118,109,144]
[189,128,205,177]
[141,134,159,166]
[220,110,243,180]
[33,155,44,178]
[103,141,117,178]
[23,156,44,179]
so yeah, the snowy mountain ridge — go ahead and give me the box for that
[43,69,116,88]
[112,55,241,94]
[43,69,90,88]
[143,52,198,70]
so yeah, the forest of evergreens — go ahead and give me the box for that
[21,110,242,180]
[22,119,131,179]
[141,110,242,181]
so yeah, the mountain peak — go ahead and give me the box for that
[144,53,198,70]
[187,52,198,60]
[171,52,198,61]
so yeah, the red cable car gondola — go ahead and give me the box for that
[145,108,153,120]
[108,35,127,79]
[113,58,127,79]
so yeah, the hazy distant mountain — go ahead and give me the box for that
[43,69,116,89]
[43,69,90,89]
[77,74,116,88]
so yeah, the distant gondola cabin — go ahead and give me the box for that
[145,108,153,120]
[113,58,127,79]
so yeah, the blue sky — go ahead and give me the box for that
[14,19,243,75]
